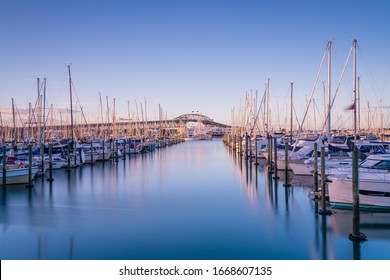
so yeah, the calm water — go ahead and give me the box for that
[1,139,390,260]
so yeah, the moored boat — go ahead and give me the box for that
[327,154,390,211]
[0,165,39,185]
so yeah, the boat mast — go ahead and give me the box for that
[0,111,3,143]
[28,102,32,142]
[37,78,42,146]
[290,82,293,145]
[353,39,357,141]
[11,98,16,147]
[42,77,47,146]
[357,76,361,134]
[266,78,270,137]
[68,65,78,166]
[68,65,74,144]
[99,92,104,139]
[128,101,131,137]
[113,98,116,139]
[327,40,332,142]
[106,96,110,140]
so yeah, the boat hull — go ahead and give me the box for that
[328,175,390,211]
[0,167,39,185]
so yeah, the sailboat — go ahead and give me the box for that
[327,39,390,211]
[0,154,39,185]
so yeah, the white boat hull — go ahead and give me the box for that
[289,162,313,175]
[0,167,39,185]
[96,151,112,161]
[328,174,390,210]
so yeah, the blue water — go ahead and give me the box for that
[1,139,390,260]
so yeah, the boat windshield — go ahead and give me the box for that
[330,136,346,144]
[360,158,390,169]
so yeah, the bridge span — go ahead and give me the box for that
[7,113,231,141]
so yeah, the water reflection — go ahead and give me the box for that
[1,139,390,259]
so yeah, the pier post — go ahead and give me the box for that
[41,143,45,175]
[283,142,291,187]
[110,139,113,160]
[254,136,259,165]
[349,145,367,242]
[313,142,319,198]
[47,144,54,182]
[26,144,34,188]
[248,134,253,162]
[123,138,127,161]
[245,132,248,160]
[239,135,243,157]
[73,141,77,167]
[90,141,94,164]
[115,140,119,163]
[67,143,71,171]
[319,147,332,215]
[267,136,272,172]
[102,140,105,161]
[273,137,279,179]
[2,146,7,187]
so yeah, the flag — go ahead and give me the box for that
[344,102,356,111]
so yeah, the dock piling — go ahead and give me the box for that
[313,142,319,198]
[67,143,71,171]
[2,146,7,187]
[90,141,94,164]
[26,144,34,188]
[349,145,367,242]
[102,141,105,161]
[47,144,54,182]
[283,142,291,187]
[254,136,259,165]
[267,137,272,172]
[319,147,332,215]
[115,140,119,163]
[273,137,279,179]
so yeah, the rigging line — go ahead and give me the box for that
[320,45,353,133]
[78,103,89,126]
[292,104,302,132]
[13,102,26,130]
[360,73,388,108]
[292,45,327,153]
[248,90,259,135]
[357,44,382,101]
[250,90,266,135]
[244,92,252,131]
[71,82,89,126]
[255,103,266,135]
[333,113,352,131]
[313,98,324,128]
[28,96,40,126]
[359,79,371,109]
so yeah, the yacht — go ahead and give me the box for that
[327,154,390,211]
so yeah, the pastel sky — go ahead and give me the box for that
[1,0,389,129]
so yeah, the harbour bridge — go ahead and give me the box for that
[114,113,230,128]
[170,113,229,127]
[5,113,231,141]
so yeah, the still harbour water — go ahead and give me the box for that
[1,139,390,260]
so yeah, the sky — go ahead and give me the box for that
[1,0,390,130]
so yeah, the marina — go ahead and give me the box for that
[1,2,390,271]
[1,138,390,260]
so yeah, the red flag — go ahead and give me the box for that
[345,102,355,111]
